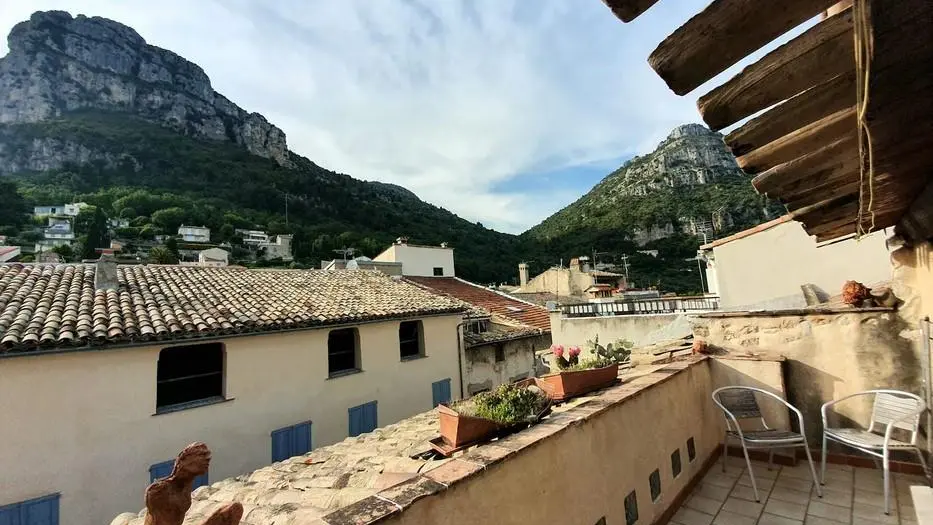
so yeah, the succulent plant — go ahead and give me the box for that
[585,335,633,368]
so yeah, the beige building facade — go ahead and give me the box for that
[700,216,892,310]
[0,315,462,525]
[374,241,455,277]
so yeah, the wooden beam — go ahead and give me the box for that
[752,133,858,195]
[790,193,858,222]
[648,0,840,96]
[785,179,860,212]
[697,7,854,131]
[725,71,856,156]
[737,106,856,174]
[601,0,661,23]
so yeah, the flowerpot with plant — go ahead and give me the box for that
[437,383,551,451]
[538,335,632,402]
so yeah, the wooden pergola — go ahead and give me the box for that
[602,0,933,243]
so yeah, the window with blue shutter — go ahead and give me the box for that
[432,378,452,406]
[149,460,208,489]
[0,494,60,525]
[348,401,378,437]
[271,421,313,462]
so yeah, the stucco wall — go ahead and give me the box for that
[695,310,918,444]
[520,267,594,297]
[374,244,455,277]
[393,360,722,525]
[549,311,693,352]
[892,241,933,325]
[709,222,891,310]
[464,334,550,395]
[0,315,461,525]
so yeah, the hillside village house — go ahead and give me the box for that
[514,256,626,302]
[373,238,455,277]
[699,215,892,310]
[0,260,465,525]
[177,224,211,243]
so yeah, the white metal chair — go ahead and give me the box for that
[713,386,823,502]
[821,389,927,515]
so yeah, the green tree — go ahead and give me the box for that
[165,237,180,258]
[219,224,235,242]
[51,244,74,260]
[151,207,187,232]
[74,206,109,260]
[0,180,28,227]
[149,246,177,264]
[119,206,137,219]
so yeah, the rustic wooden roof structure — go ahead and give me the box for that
[602,0,933,243]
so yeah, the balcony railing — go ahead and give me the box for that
[560,296,720,318]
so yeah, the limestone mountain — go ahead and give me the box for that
[525,124,780,250]
[0,11,524,283]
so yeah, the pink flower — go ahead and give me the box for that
[551,344,564,358]
[568,346,581,357]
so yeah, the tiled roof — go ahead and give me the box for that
[505,292,588,307]
[0,264,466,353]
[405,277,551,332]
[115,411,444,525]
[464,324,546,346]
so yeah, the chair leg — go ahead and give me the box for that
[741,442,761,502]
[916,448,930,484]
[821,433,828,485]
[802,442,823,498]
[722,431,728,472]
[883,450,891,515]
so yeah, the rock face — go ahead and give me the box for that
[0,11,289,165]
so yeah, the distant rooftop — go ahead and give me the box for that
[0,264,466,353]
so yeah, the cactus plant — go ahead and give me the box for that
[584,335,633,369]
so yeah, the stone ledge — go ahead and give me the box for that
[698,306,894,318]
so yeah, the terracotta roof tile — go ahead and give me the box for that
[0,264,466,353]
[404,277,551,332]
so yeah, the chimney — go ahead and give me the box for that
[95,253,119,291]
[518,263,529,287]
[569,258,581,272]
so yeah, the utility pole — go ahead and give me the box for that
[619,254,630,280]
[333,247,356,261]
[696,256,706,294]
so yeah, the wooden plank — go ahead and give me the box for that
[601,0,661,23]
[697,7,854,131]
[790,193,858,223]
[786,179,860,212]
[752,133,858,195]
[725,71,856,156]
[737,106,856,174]
[648,0,840,96]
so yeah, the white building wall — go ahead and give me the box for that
[711,221,892,310]
[374,244,455,277]
[0,315,462,525]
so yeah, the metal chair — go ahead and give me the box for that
[821,389,927,515]
[712,386,823,502]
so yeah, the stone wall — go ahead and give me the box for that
[694,309,919,444]
[549,311,694,355]
[463,334,550,396]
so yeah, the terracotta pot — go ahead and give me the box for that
[538,363,619,402]
[437,404,503,448]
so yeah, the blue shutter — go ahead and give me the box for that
[364,401,378,433]
[0,494,60,525]
[0,504,19,525]
[292,422,312,457]
[349,402,377,437]
[271,427,292,462]
[149,460,174,483]
[432,379,452,406]
[20,495,58,525]
[348,405,363,437]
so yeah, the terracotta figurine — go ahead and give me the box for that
[143,442,242,525]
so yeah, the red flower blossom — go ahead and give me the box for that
[551,344,564,358]
[568,346,581,357]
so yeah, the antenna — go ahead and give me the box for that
[271,185,307,228]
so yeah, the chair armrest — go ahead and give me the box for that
[821,391,883,428]
[883,404,927,449]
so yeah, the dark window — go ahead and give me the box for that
[156,343,224,411]
[495,345,505,362]
[0,494,60,525]
[150,460,208,489]
[349,401,378,436]
[328,328,359,375]
[271,421,312,462]
[671,449,682,478]
[687,437,696,462]
[399,321,423,359]
[433,267,444,276]
[624,490,638,525]
[466,320,489,334]
[649,469,661,501]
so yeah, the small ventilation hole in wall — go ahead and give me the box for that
[649,469,661,502]
[671,449,682,478]
[687,437,696,462]
[624,490,638,525]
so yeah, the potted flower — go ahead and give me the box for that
[437,383,551,451]
[537,335,632,402]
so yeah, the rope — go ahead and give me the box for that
[853,0,876,238]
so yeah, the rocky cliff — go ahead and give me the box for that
[0,11,289,166]
[525,123,779,247]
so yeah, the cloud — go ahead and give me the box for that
[0,0,807,234]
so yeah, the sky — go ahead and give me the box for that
[0,1,808,234]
